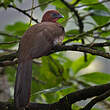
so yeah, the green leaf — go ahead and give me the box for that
[31,63,43,92]
[52,0,67,8]
[48,56,64,76]
[72,104,100,110]
[1,0,14,8]
[5,21,28,36]
[106,97,110,103]
[80,0,98,3]
[31,77,44,101]
[32,86,70,95]
[72,104,80,110]
[93,47,105,52]
[62,57,73,79]
[40,56,64,77]
[17,0,22,3]
[57,8,69,27]
[38,0,50,11]
[91,108,100,110]
[51,53,73,79]
[5,66,16,85]
[100,30,110,38]
[52,0,69,27]
[90,10,110,17]
[0,22,27,49]
[66,29,79,37]
[31,57,64,102]
[42,93,59,103]
[56,85,77,96]
[33,56,62,88]
[79,72,110,84]
[0,38,18,49]
[86,4,110,25]
[72,54,96,74]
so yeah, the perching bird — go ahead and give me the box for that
[14,10,64,108]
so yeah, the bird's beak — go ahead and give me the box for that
[57,14,64,18]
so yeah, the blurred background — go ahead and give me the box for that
[0,0,110,110]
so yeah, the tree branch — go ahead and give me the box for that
[1,83,110,110]
[81,89,110,110]
[1,43,110,66]
[0,31,20,39]
[0,41,18,45]
[0,60,17,67]
[60,0,83,33]
[63,22,110,44]
[1,42,110,63]
[24,0,54,12]
[51,45,110,59]
[60,0,87,61]
[8,4,38,23]
[0,3,38,23]
[0,52,17,62]
[72,0,81,6]
[84,42,110,47]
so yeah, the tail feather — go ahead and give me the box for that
[14,59,32,108]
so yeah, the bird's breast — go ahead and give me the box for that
[53,35,64,45]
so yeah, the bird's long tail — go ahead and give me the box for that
[14,59,32,108]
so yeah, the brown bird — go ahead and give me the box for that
[14,10,65,108]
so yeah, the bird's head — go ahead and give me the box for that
[41,10,64,22]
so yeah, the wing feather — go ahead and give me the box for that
[18,22,65,61]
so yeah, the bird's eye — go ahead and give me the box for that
[51,13,58,18]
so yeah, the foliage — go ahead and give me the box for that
[0,0,110,110]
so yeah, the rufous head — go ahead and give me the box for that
[41,10,64,22]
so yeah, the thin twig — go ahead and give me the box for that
[0,59,42,67]
[81,89,110,110]
[0,41,19,45]
[0,31,20,39]
[72,0,81,6]
[24,0,54,12]
[6,4,38,23]
[0,60,18,67]
[29,0,34,26]
[51,45,110,59]
[63,22,110,44]
[93,36,110,40]
[60,0,87,61]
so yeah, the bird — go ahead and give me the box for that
[14,10,65,108]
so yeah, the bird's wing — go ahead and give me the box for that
[18,22,65,61]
